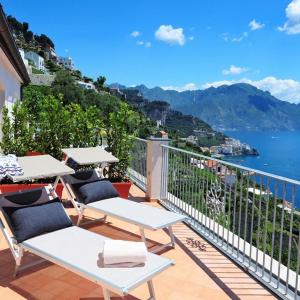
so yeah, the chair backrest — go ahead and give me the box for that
[0,187,55,208]
[62,169,100,186]
[0,187,73,244]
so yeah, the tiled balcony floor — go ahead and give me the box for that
[0,185,276,300]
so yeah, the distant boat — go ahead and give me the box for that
[271,136,280,139]
[263,163,269,166]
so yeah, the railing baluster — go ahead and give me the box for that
[255,175,263,273]
[269,179,278,283]
[294,220,300,300]
[231,167,238,256]
[243,173,250,264]
[237,169,244,260]
[277,182,287,289]
[262,177,271,277]
[249,173,256,269]
[226,167,233,251]
[286,184,296,294]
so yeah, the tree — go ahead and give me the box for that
[35,34,55,49]
[45,59,62,73]
[1,86,105,160]
[83,76,93,83]
[94,76,106,92]
[105,102,141,181]
[24,30,33,43]
[0,103,33,156]
[22,22,29,33]
[71,70,82,80]
[51,70,84,105]
[67,103,103,148]
[7,16,23,33]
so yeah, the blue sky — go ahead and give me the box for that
[2,0,300,103]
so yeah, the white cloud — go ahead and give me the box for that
[155,25,186,46]
[202,76,300,103]
[161,83,198,92]
[222,65,248,75]
[222,32,248,42]
[136,41,151,48]
[221,33,229,42]
[232,32,248,42]
[278,0,300,34]
[249,19,265,31]
[131,31,141,37]
[188,36,194,41]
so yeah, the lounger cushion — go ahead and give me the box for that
[71,180,120,204]
[3,198,73,243]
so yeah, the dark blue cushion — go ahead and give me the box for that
[70,169,95,181]
[71,180,120,204]
[3,198,73,243]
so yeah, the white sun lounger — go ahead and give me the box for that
[61,147,187,253]
[22,226,173,299]
[0,186,174,300]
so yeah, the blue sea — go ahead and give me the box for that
[223,131,300,207]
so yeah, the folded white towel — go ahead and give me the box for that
[0,154,24,180]
[103,240,148,266]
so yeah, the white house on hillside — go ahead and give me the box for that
[0,5,30,136]
[24,51,45,71]
[77,80,95,90]
[58,56,74,70]
[18,49,29,69]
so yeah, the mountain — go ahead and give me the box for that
[130,83,300,131]
[119,89,225,145]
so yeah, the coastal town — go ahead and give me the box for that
[180,129,259,157]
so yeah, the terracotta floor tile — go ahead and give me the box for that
[42,280,73,296]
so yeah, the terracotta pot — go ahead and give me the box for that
[0,183,64,198]
[26,151,44,156]
[112,181,132,199]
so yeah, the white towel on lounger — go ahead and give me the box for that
[103,240,148,266]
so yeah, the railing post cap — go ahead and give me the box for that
[147,137,171,142]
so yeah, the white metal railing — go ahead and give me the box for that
[160,144,300,300]
[128,137,147,191]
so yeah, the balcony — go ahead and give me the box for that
[128,138,300,300]
[0,138,299,299]
[0,185,275,299]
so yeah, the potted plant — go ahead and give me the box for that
[105,102,140,198]
[0,88,103,198]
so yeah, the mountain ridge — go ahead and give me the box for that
[109,83,300,131]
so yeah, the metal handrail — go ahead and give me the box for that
[161,144,300,186]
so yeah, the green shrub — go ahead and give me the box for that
[1,87,104,160]
[106,102,140,181]
[0,102,33,156]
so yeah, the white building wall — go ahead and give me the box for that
[0,47,23,140]
[24,51,45,71]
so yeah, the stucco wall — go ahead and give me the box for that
[0,47,23,140]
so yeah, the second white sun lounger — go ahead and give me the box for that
[61,147,186,253]
[61,169,186,253]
